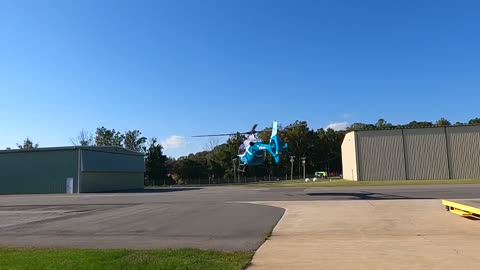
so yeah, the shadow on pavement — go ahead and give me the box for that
[306,192,433,200]
[142,188,203,193]
[102,187,203,193]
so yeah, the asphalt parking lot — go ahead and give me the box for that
[1,184,480,251]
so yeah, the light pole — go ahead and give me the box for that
[290,156,295,181]
[301,157,306,180]
[298,160,301,180]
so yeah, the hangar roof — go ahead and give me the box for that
[0,146,144,156]
[346,124,480,133]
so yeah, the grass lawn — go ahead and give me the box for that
[0,247,253,270]
[245,179,480,188]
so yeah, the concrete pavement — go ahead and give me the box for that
[1,184,480,258]
[247,199,480,270]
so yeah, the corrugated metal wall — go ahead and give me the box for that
[0,150,78,194]
[80,149,145,192]
[81,149,145,173]
[403,128,449,180]
[356,130,406,181]
[341,132,358,180]
[81,172,144,193]
[446,126,480,179]
[0,147,145,194]
[348,126,480,181]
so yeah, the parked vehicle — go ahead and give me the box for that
[315,171,328,179]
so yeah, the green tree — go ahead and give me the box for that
[376,119,387,129]
[145,138,168,185]
[124,130,147,152]
[95,127,124,146]
[435,118,451,127]
[71,129,93,146]
[265,121,313,179]
[171,154,209,184]
[166,117,480,183]
[165,157,176,177]
[347,123,376,131]
[468,118,480,125]
[211,133,244,181]
[17,138,38,149]
[204,147,226,183]
[404,121,434,128]
[281,121,310,157]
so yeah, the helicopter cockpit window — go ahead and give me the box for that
[239,144,246,154]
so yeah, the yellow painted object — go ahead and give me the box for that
[442,200,480,218]
[449,209,472,217]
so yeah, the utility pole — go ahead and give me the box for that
[301,157,306,180]
[290,156,295,180]
[298,160,301,179]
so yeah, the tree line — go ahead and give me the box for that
[173,121,346,185]
[69,127,171,186]
[348,117,480,131]
[8,117,480,185]
[167,117,480,184]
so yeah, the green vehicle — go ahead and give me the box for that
[315,171,328,179]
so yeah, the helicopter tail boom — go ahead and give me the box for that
[269,121,287,163]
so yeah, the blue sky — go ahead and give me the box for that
[1,0,479,157]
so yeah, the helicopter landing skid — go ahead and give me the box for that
[238,164,246,173]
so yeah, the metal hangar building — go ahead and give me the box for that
[0,146,145,194]
[341,126,480,181]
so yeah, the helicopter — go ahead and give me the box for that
[192,121,289,171]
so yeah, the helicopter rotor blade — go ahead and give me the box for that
[192,122,308,137]
[191,133,240,137]
[262,122,308,131]
[249,124,258,134]
[192,123,261,138]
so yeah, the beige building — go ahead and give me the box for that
[341,126,480,181]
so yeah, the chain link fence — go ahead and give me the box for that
[145,172,342,186]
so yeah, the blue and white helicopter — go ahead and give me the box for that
[193,121,289,170]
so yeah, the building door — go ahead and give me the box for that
[66,177,74,194]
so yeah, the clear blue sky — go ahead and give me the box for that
[1,0,479,157]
